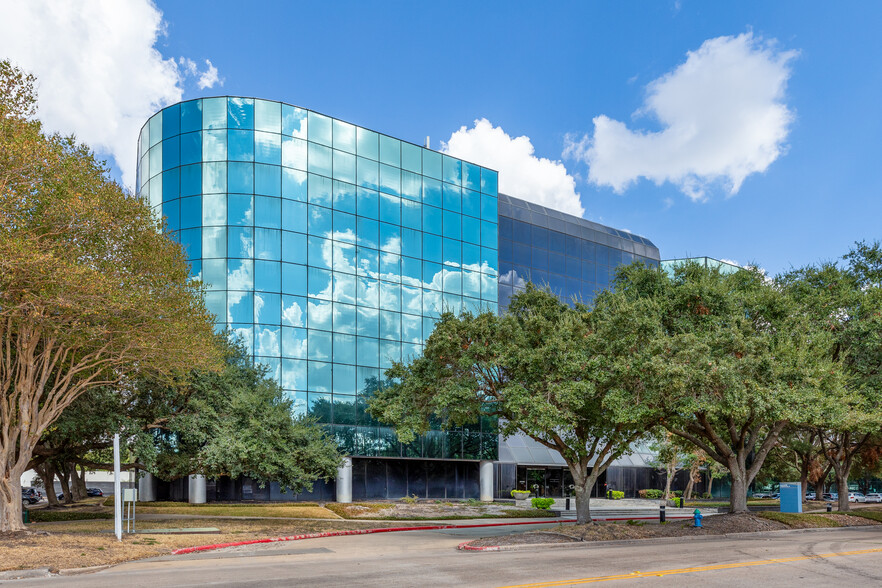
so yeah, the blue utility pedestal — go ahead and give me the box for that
[780,482,802,513]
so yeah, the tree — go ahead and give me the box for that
[0,62,219,531]
[608,262,840,513]
[136,339,342,492]
[648,433,687,500]
[779,242,882,511]
[30,337,342,498]
[369,285,655,524]
[705,460,728,499]
[682,449,709,501]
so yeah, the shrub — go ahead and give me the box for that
[401,494,419,504]
[28,510,114,523]
[672,491,683,497]
[638,489,664,499]
[511,490,531,499]
[464,498,484,506]
[701,492,712,499]
[610,491,625,500]
[531,497,555,510]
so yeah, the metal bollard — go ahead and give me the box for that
[679,497,684,508]
[659,504,666,523]
[565,498,571,510]
[827,502,832,512]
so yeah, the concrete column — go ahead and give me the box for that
[188,474,206,504]
[138,472,157,502]
[336,457,353,503]
[480,460,494,502]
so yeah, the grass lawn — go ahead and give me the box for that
[758,512,842,527]
[2,518,403,573]
[844,510,882,523]
[135,504,341,519]
[684,500,781,508]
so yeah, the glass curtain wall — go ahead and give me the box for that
[497,194,660,308]
[137,97,499,460]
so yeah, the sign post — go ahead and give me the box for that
[113,433,122,541]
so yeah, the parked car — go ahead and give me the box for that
[21,490,39,505]
[805,492,817,501]
[864,493,882,503]
[822,493,838,501]
[86,488,104,497]
[752,492,770,499]
[21,487,42,501]
[769,493,780,500]
[849,492,867,503]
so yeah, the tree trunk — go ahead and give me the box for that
[0,468,25,532]
[663,467,674,500]
[684,463,700,500]
[837,474,850,512]
[57,466,72,504]
[70,462,87,501]
[706,476,714,499]
[729,464,749,513]
[569,464,600,525]
[35,462,59,507]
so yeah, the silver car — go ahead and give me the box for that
[865,493,882,503]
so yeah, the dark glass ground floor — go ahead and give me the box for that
[152,459,719,502]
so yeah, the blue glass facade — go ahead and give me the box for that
[137,97,665,501]
[137,97,499,462]
[497,194,660,309]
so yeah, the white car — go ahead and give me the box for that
[865,493,882,503]
[848,492,866,503]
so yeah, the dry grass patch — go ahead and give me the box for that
[136,504,340,519]
[758,512,843,528]
[325,502,395,518]
[1,518,401,572]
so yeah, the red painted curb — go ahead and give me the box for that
[171,519,571,555]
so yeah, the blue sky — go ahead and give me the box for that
[2,1,880,275]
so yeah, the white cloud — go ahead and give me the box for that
[0,0,222,189]
[564,32,797,201]
[442,119,584,217]
[197,60,221,90]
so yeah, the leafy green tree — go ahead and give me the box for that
[0,61,219,531]
[648,432,687,500]
[608,262,840,513]
[369,285,655,524]
[136,340,342,492]
[779,242,882,511]
[33,337,342,497]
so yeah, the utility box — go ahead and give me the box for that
[780,482,802,513]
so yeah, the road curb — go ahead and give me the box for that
[171,518,576,555]
[455,521,882,552]
[0,568,51,581]
[58,564,113,576]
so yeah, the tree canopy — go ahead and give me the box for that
[369,284,657,523]
[0,61,219,532]
[608,261,842,512]
[779,242,882,510]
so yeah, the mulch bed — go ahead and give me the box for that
[464,513,878,548]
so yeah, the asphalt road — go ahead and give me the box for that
[6,524,882,587]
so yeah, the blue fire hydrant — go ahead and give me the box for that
[693,509,703,528]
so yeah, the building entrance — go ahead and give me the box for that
[515,466,606,498]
